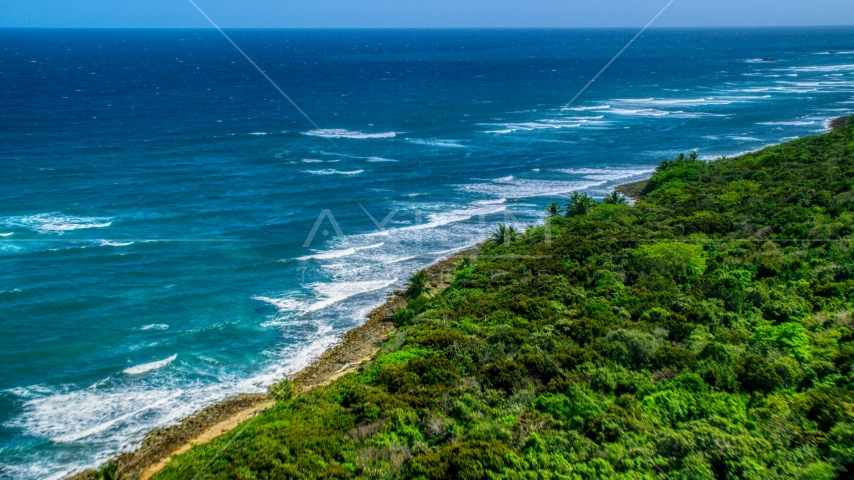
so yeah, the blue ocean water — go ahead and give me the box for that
[1,27,853,478]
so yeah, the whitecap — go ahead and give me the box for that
[249,132,267,136]
[122,355,177,375]
[296,243,385,261]
[605,108,671,117]
[98,240,134,247]
[789,64,854,73]
[458,177,606,199]
[0,232,12,237]
[253,295,308,312]
[305,279,398,313]
[481,120,583,133]
[255,278,398,315]
[406,138,465,148]
[297,247,356,261]
[758,120,818,126]
[304,169,364,175]
[140,324,169,331]
[366,157,398,162]
[563,105,610,111]
[302,159,324,163]
[614,97,736,107]
[303,129,396,139]
[556,167,655,181]
[3,213,112,235]
[401,204,508,231]
[474,198,507,205]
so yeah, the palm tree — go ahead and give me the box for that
[565,191,596,216]
[405,270,429,298]
[602,191,629,205]
[490,223,520,245]
[546,202,561,217]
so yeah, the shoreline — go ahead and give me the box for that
[69,115,851,479]
[72,247,480,480]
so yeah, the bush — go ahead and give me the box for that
[633,242,707,281]
[605,329,659,368]
[480,359,527,393]
[738,354,782,393]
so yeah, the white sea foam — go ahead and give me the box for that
[480,119,587,133]
[98,240,134,247]
[390,204,508,232]
[303,129,396,139]
[406,138,465,148]
[3,213,112,235]
[563,105,610,111]
[366,157,398,162]
[384,255,420,264]
[758,120,819,126]
[556,167,655,181]
[0,232,12,236]
[458,177,606,199]
[304,169,364,175]
[122,355,177,375]
[296,243,385,261]
[474,198,507,205]
[615,97,734,107]
[605,108,671,117]
[249,132,267,136]
[306,279,398,313]
[140,324,169,331]
[789,64,854,73]
[302,159,324,163]
[730,136,763,141]
[255,278,398,315]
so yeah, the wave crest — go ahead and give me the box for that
[303,129,396,139]
[122,355,177,375]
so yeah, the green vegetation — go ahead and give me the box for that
[490,223,521,246]
[601,192,629,206]
[154,119,854,479]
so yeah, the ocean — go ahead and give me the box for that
[1,27,853,478]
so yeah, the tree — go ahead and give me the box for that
[602,191,629,205]
[490,223,520,245]
[566,191,596,216]
[546,202,561,217]
[633,241,707,280]
[405,270,429,298]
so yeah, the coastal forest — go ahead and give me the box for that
[148,118,854,479]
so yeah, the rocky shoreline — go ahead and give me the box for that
[71,247,479,480]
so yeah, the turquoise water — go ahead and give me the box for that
[1,27,853,478]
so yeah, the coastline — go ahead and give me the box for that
[72,247,480,480]
[68,115,851,479]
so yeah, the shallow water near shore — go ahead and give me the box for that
[1,27,854,478]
